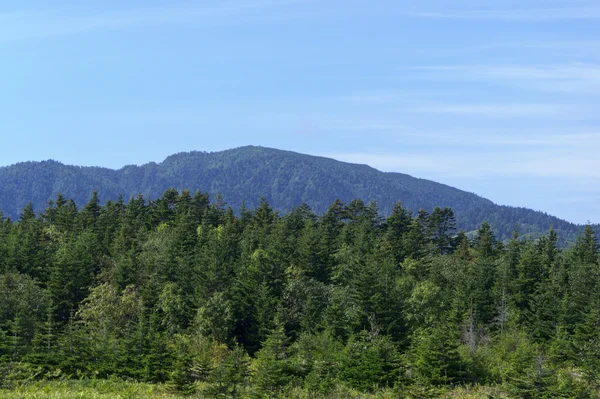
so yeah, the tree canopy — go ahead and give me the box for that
[0,190,599,397]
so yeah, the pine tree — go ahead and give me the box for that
[474,222,496,259]
[573,225,599,265]
[429,207,457,255]
[409,317,464,387]
[252,319,291,398]
[381,201,411,264]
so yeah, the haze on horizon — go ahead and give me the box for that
[1,0,598,224]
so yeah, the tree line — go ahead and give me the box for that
[0,189,599,398]
[2,147,592,244]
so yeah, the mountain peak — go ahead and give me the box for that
[0,147,590,244]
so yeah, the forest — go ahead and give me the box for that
[1,146,593,244]
[1,189,600,398]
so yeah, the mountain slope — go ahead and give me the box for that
[0,145,592,242]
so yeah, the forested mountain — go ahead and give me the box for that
[1,191,600,397]
[0,145,594,243]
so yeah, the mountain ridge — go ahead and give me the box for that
[0,145,595,243]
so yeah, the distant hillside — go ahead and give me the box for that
[0,145,594,243]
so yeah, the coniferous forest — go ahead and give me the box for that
[1,189,600,398]
[1,147,595,245]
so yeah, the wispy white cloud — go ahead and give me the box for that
[411,64,600,94]
[323,120,408,131]
[410,103,575,117]
[330,88,589,118]
[406,5,600,21]
[0,0,316,42]
[414,40,600,59]
[480,132,600,147]
[335,92,409,105]
[467,40,600,52]
[558,195,600,204]
[509,156,600,179]
[321,121,600,147]
[326,150,600,179]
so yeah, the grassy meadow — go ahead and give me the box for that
[0,380,514,399]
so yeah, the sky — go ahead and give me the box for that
[1,0,599,224]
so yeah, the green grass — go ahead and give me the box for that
[0,381,515,399]
[0,380,183,399]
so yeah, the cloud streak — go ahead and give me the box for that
[411,64,600,94]
[411,103,575,117]
[325,127,600,148]
[0,0,316,42]
[326,150,600,179]
[406,5,600,21]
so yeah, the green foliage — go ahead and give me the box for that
[338,331,400,392]
[0,273,49,361]
[291,331,342,395]
[202,343,250,398]
[251,321,292,398]
[0,379,192,398]
[408,320,465,387]
[0,191,599,398]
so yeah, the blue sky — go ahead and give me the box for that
[1,0,599,224]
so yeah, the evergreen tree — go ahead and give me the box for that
[251,319,291,398]
[409,317,464,387]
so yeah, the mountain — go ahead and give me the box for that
[0,145,594,243]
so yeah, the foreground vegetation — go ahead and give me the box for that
[0,380,179,399]
[1,190,600,397]
[0,380,515,398]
